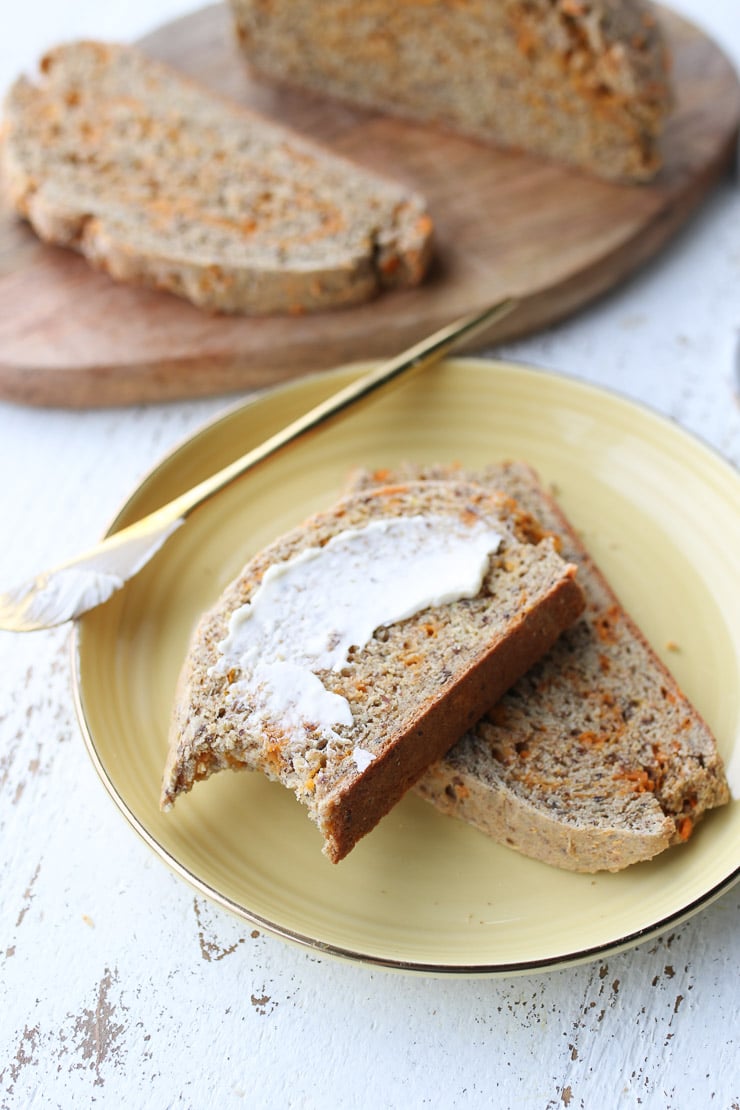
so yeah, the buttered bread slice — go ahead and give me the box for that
[2,41,433,314]
[162,481,585,862]
[348,463,730,871]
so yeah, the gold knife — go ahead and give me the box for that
[0,298,516,632]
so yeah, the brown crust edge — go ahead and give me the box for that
[318,568,585,862]
[416,764,675,873]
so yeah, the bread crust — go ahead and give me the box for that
[318,566,585,861]
[1,41,433,314]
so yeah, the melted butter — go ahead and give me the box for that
[215,514,502,758]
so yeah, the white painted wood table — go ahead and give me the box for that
[1,2,739,1106]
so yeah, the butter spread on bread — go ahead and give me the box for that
[211,514,504,759]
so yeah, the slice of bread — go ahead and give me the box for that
[2,41,433,314]
[230,0,671,182]
[162,480,585,862]
[346,463,730,871]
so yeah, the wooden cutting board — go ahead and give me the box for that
[0,3,738,408]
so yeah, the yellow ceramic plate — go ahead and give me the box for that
[72,359,740,975]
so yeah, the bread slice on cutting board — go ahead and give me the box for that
[1,41,433,315]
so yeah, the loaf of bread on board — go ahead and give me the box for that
[2,41,433,314]
[230,0,671,182]
[162,480,585,862]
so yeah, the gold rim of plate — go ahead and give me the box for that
[71,358,740,976]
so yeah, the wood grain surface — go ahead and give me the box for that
[0,2,738,408]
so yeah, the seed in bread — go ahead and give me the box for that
[346,462,730,871]
[230,0,671,182]
[1,41,433,315]
[162,480,585,863]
